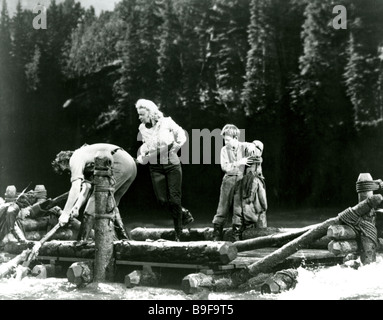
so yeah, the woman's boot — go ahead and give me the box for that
[181,207,194,228]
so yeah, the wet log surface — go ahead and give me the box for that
[130,226,325,242]
[2,239,238,265]
[2,241,95,259]
[115,240,238,265]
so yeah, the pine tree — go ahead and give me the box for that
[0,0,16,186]
[157,0,183,115]
[211,0,250,116]
[344,0,383,126]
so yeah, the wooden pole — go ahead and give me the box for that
[233,224,322,252]
[93,151,115,283]
[356,173,377,264]
[237,195,382,280]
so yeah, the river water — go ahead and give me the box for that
[1,207,382,300]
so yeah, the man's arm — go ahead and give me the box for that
[59,179,82,226]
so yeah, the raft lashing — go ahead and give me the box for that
[1,171,383,295]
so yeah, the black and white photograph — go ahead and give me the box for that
[0,0,383,306]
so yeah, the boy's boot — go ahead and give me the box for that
[213,224,223,241]
[231,224,242,242]
[173,216,183,242]
[181,207,194,228]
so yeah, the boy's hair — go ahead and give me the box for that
[221,124,240,139]
[51,150,74,174]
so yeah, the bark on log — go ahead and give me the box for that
[2,241,95,259]
[237,195,382,279]
[328,240,359,256]
[25,229,77,241]
[131,227,213,241]
[93,152,115,282]
[19,217,50,232]
[233,224,322,252]
[130,226,324,242]
[327,225,357,240]
[67,262,93,287]
[115,240,237,265]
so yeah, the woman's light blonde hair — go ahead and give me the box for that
[135,99,164,122]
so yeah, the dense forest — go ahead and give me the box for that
[0,0,382,220]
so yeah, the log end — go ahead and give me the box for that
[261,278,280,294]
[181,275,199,294]
[218,243,238,264]
[124,270,142,288]
[67,262,93,287]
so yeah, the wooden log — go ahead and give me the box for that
[20,217,50,231]
[233,225,319,252]
[4,185,17,202]
[125,270,141,288]
[181,272,237,294]
[328,240,358,256]
[327,225,357,240]
[357,173,377,264]
[25,228,77,241]
[115,240,237,265]
[261,269,298,294]
[130,227,213,241]
[2,241,95,259]
[0,248,30,278]
[238,195,382,279]
[3,239,237,265]
[124,267,160,288]
[130,226,323,242]
[93,152,115,282]
[237,273,272,292]
[67,262,93,287]
[31,264,56,278]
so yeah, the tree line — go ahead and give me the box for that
[0,0,382,215]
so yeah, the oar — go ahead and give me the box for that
[13,222,63,280]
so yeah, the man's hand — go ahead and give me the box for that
[18,208,30,220]
[59,211,70,226]
[71,207,79,219]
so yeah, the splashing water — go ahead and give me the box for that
[278,254,383,300]
[2,256,383,300]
